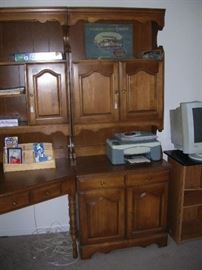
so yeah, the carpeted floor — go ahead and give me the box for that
[0,232,202,270]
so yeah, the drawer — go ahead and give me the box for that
[0,192,29,214]
[77,174,124,191]
[126,170,169,186]
[30,183,61,203]
[61,179,75,194]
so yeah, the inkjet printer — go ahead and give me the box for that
[106,131,162,165]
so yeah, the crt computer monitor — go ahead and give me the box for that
[170,101,202,161]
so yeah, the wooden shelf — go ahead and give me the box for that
[184,190,202,207]
[0,93,26,98]
[182,219,202,241]
[0,123,69,132]
[0,7,68,25]
[0,62,25,66]
[0,60,67,66]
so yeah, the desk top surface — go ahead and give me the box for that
[164,150,202,166]
[75,155,169,176]
[0,155,170,196]
[0,158,75,196]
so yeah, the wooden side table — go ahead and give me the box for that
[165,150,202,243]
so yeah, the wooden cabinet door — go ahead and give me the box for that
[78,188,125,245]
[119,60,164,129]
[127,182,168,238]
[72,61,119,124]
[27,63,68,125]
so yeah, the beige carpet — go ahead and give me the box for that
[0,233,202,270]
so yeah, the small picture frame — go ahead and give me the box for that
[7,147,22,164]
[4,136,18,148]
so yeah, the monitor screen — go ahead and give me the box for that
[193,107,202,143]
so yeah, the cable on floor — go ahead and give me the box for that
[32,207,79,267]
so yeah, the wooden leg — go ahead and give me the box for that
[68,194,78,258]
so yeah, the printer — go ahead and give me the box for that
[106,131,162,165]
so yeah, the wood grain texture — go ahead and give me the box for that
[76,156,169,259]
[167,157,202,243]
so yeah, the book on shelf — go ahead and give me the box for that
[14,52,64,62]
[0,118,19,127]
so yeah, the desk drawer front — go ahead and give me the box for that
[30,183,61,203]
[0,192,29,213]
[126,170,169,186]
[61,179,75,194]
[77,175,124,191]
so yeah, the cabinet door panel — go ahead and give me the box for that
[78,188,125,244]
[36,72,60,116]
[27,63,68,125]
[72,61,119,123]
[127,182,168,237]
[120,61,163,129]
[127,71,156,111]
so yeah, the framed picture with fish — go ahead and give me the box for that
[85,23,133,59]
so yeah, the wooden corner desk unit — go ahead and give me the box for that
[0,7,170,259]
[0,158,78,258]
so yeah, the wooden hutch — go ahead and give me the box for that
[0,7,169,259]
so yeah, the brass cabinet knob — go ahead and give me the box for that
[100,180,105,186]
[12,201,17,206]
[140,192,147,198]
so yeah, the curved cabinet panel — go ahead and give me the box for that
[120,61,163,129]
[127,182,168,237]
[78,188,125,244]
[27,63,68,125]
[72,61,119,124]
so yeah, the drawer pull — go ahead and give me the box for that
[100,180,105,186]
[12,201,17,206]
[140,192,147,198]
[114,90,119,109]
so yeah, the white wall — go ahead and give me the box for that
[0,0,202,236]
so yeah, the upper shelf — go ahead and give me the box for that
[0,60,67,66]
[0,7,165,28]
[68,7,165,28]
[0,8,68,25]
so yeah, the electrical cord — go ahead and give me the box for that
[32,206,79,267]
